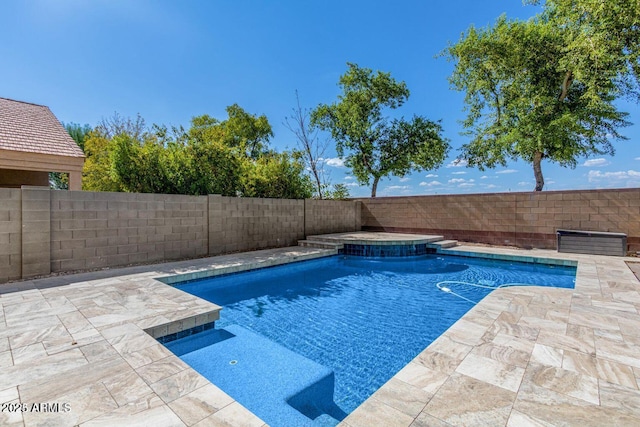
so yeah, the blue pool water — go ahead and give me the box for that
[167,254,575,426]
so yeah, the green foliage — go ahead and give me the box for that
[445,1,637,190]
[241,151,313,199]
[50,123,92,189]
[189,104,273,159]
[528,0,640,100]
[312,63,450,197]
[64,122,92,151]
[82,130,124,192]
[81,107,310,199]
[326,183,350,200]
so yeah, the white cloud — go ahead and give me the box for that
[448,178,475,185]
[518,181,529,186]
[588,170,640,182]
[446,159,468,168]
[496,169,518,174]
[480,175,488,179]
[451,171,467,175]
[419,180,443,187]
[635,157,640,161]
[425,173,438,178]
[399,177,411,182]
[459,182,476,188]
[582,158,610,167]
[484,184,498,189]
[344,176,354,180]
[385,185,410,192]
[343,182,360,187]
[323,157,345,167]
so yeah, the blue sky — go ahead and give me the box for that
[1,0,638,197]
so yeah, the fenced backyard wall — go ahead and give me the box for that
[0,187,360,283]
[358,188,640,252]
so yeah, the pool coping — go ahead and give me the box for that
[1,236,640,426]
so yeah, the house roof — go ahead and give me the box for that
[0,97,85,158]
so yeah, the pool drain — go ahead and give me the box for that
[229,360,238,365]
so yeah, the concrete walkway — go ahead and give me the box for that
[1,239,639,426]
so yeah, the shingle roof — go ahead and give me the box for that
[0,97,84,158]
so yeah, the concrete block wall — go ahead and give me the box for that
[22,187,51,278]
[359,188,640,251]
[0,188,22,282]
[209,197,305,255]
[0,188,361,283]
[50,191,208,272]
[304,199,362,236]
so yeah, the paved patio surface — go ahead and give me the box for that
[1,237,640,426]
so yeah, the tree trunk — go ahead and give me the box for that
[371,176,380,198]
[533,151,544,191]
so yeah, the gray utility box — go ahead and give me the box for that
[557,229,627,257]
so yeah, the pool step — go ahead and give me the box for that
[429,240,458,249]
[165,325,345,426]
[298,240,344,250]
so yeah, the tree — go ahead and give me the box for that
[241,151,313,199]
[445,2,637,191]
[64,122,92,151]
[311,63,450,197]
[82,130,124,192]
[50,122,92,189]
[284,91,331,199]
[190,104,273,159]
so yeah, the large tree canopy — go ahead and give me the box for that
[311,63,449,197]
[445,0,638,190]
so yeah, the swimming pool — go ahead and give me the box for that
[165,254,575,426]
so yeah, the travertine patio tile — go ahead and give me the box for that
[530,343,563,368]
[150,368,211,404]
[0,349,12,367]
[515,379,640,426]
[168,384,234,426]
[370,377,431,418]
[524,363,599,404]
[595,335,640,369]
[78,340,119,363]
[423,372,515,426]
[491,333,535,354]
[0,386,19,404]
[81,403,185,427]
[414,350,461,375]
[537,330,595,355]
[193,401,264,427]
[599,379,640,412]
[136,355,189,385]
[0,402,23,427]
[507,409,556,427]
[22,382,118,427]
[426,335,473,361]
[470,341,531,368]
[409,411,452,427]
[518,316,567,334]
[340,397,415,427]
[122,342,175,369]
[11,342,46,365]
[455,353,525,392]
[0,348,88,391]
[562,349,638,389]
[102,368,155,406]
[395,362,450,394]
[18,356,126,403]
